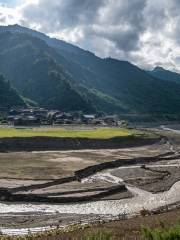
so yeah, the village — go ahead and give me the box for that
[0,107,120,126]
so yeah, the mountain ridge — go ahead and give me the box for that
[1,24,180,116]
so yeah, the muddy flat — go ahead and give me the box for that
[0,142,167,180]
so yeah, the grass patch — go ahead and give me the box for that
[141,223,180,240]
[0,127,148,139]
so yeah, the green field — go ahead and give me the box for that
[0,127,145,139]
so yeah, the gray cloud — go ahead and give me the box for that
[22,0,147,51]
[22,0,106,31]
[18,0,180,70]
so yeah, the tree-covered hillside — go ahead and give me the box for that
[0,32,94,112]
[1,25,180,116]
[0,74,25,108]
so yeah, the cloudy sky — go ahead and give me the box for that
[0,0,180,71]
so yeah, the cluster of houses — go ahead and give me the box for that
[3,108,119,126]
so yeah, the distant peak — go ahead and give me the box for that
[6,24,22,28]
[153,66,165,72]
[11,24,20,27]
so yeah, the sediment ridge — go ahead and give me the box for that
[0,136,159,152]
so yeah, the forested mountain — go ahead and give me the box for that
[0,31,94,112]
[148,66,180,84]
[0,74,25,108]
[1,24,180,116]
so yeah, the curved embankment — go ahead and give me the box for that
[0,151,178,204]
[0,135,159,152]
[0,185,127,203]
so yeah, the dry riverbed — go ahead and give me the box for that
[0,128,180,234]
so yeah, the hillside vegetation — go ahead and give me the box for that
[0,74,25,108]
[1,25,180,116]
